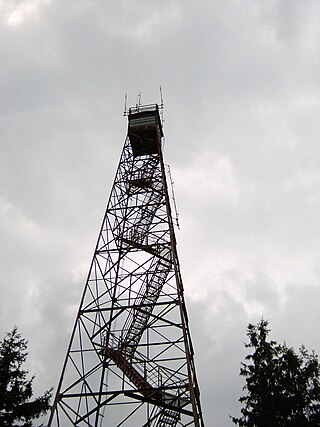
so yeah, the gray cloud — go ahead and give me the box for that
[0,1,319,425]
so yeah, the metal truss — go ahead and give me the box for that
[48,104,205,427]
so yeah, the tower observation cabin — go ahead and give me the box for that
[127,104,163,157]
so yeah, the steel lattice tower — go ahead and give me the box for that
[48,104,205,427]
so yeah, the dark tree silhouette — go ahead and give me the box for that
[232,320,320,427]
[0,327,52,426]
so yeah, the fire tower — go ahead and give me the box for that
[48,104,205,427]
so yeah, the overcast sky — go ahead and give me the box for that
[0,0,319,425]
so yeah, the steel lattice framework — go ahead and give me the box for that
[48,104,205,427]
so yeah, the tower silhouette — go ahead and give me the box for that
[48,104,205,427]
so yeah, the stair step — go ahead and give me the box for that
[157,409,180,427]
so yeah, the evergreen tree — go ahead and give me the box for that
[232,320,320,427]
[0,327,52,426]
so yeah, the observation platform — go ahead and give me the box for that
[127,104,163,157]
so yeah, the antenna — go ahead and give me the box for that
[123,93,128,115]
[160,86,164,108]
[159,86,165,125]
[137,92,142,107]
[166,164,180,229]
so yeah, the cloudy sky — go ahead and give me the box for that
[0,0,319,425]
